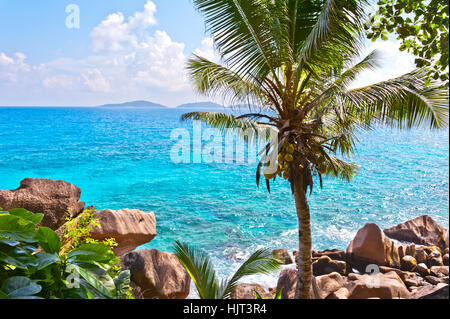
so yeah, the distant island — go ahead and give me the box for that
[176,102,225,109]
[99,100,168,109]
[97,100,228,110]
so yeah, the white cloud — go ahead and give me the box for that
[81,69,112,93]
[128,0,157,29]
[1,1,416,107]
[91,12,133,52]
[90,0,157,52]
[0,52,31,83]
[43,74,76,89]
[0,1,215,105]
[0,52,15,66]
[350,39,416,89]
[194,37,219,63]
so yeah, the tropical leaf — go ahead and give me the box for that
[274,287,283,299]
[0,238,20,247]
[67,243,116,264]
[173,241,219,299]
[34,252,59,271]
[0,290,8,299]
[3,209,44,225]
[321,156,360,182]
[187,55,264,105]
[342,69,449,129]
[296,0,368,74]
[69,263,116,299]
[181,111,275,143]
[192,0,281,80]
[220,249,280,299]
[114,270,131,299]
[1,276,42,299]
[0,214,37,243]
[34,227,61,254]
[254,290,263,299]
[0,244,38,269]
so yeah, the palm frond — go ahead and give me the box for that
[304,50,381,112]
[343,69,449,129]
[187,55,265,106]
[181,111,277,143]
[331,50,381,91]
[173,241,220,299]
[193,0,281,82]
[296,0,368,73]
[321,156,360,182]
[220,249,280,299]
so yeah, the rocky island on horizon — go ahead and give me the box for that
[98,100,229,110]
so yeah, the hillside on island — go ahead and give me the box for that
[176,102,226,109]
[99,100,168,109]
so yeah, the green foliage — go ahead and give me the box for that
[367,0,449,87]
[60,207,121,278]
[0,208,131,299]
[60,206,100,252]
[255,287,282,299]
[173,241,280,299]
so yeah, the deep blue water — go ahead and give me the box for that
[0,107,448,283]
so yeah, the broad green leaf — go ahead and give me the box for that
[0,244,38,269]
[67,244,115,264]
[1,276,42,298]
[0,215,37,243]
[7,209,44,225]
[0,238,20,247]
[70,263,116,299]
[34,227,61,254]
[34,252,59,270]
[114,270,131,299]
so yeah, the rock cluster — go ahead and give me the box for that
[0,178,85,229]
[89,208,157,256]
[0,179,189,299]
[278,216,448,299]
[121,249,191,299]
[1,179,448,299]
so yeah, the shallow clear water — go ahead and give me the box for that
[0,107,448,286]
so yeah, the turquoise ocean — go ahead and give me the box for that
[0,107,448,288]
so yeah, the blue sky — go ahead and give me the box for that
[0,0,416,107]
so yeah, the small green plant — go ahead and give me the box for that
[173,241,281,299]
[0,208,132,299]
[255,287,282,300]
[60,207,121,278]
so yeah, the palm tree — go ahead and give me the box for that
[181,0,449,299]
[173,241,280,299]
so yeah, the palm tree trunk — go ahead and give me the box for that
[292,172,313,299]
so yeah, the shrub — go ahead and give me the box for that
[0,208,131,299]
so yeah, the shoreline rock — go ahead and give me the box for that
[384,215,448,250]
[121,249,191,299]
[1,178,448,299]
[272,249,293,265]
[90,208,157,256]
[231,283,273,299]
[0,178,85,229]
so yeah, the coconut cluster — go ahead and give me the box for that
[263,142,296,180]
